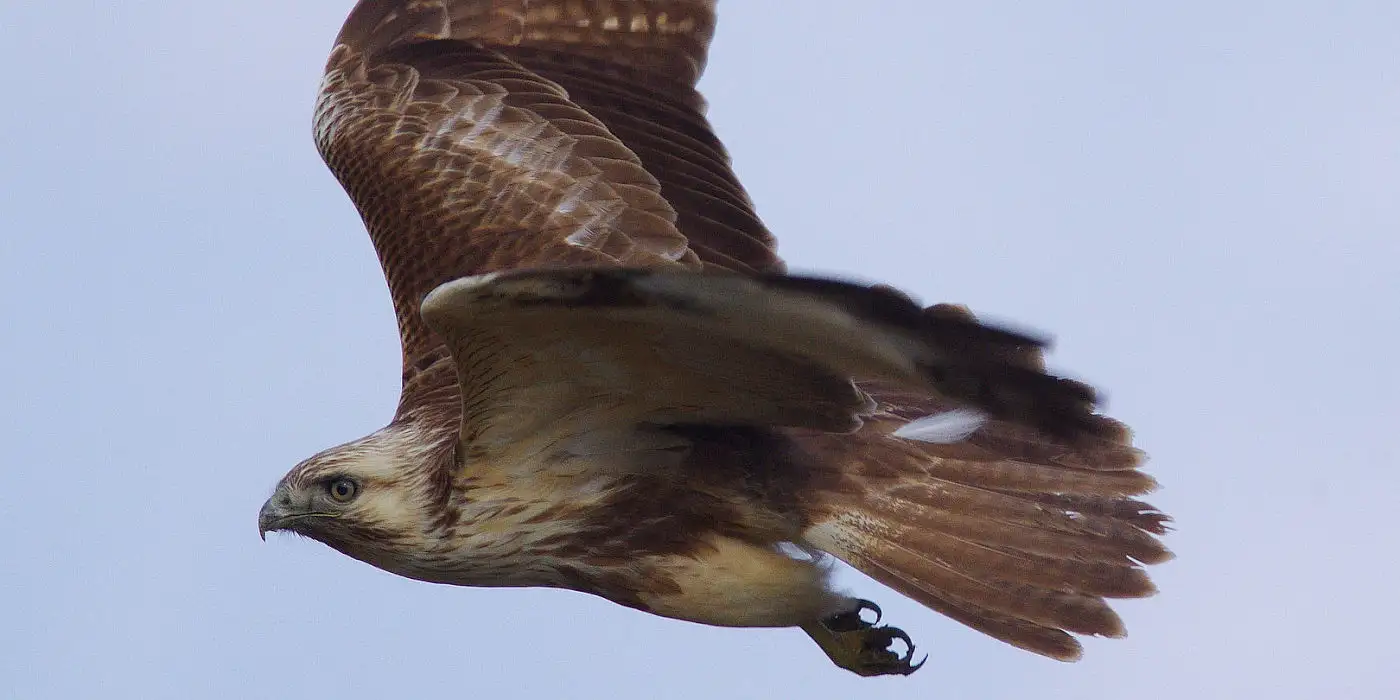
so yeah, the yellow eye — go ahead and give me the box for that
[327,477,359,503]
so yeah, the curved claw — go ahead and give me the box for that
[854,598,883,626]
[823,599,881,633]
[906,655,928,674]
[862,625,923,675]
[869,625,911,651]
[862,599,884,626]
[804,604,928,677]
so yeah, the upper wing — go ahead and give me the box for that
[488,4,780,273]
[315,0,776,411]
[420,268,1117,465]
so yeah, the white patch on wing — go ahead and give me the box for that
[461,99,504,143]
[893,408,988,444]
[427,109,467,144]
[554,173,599,217]
[563,196,623,248]
[493,121,548,166]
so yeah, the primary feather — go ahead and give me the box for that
[261,0,1170,672]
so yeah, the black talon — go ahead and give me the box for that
[823,599,881,633]
[803,600,928,677]
[862,626,923,676]
[885,627,913,652]
[905,655,928,675]
[856,598,883,626]
[866,626,906,655]
[886,628,927,675]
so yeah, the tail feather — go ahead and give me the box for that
[878,481,1166,557]
[806,470,1166,657]
[872,534,1127,636]
[889,575,1088,662]
[798,313,1170,661]
[994,491,1174,540]
[885,524,1156,598]
[921,457,1158,497]
[893,506,1167,567]
[837,546,1088,661]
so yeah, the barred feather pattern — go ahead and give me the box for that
[801,377,1170,661]
[274,0,1175,665]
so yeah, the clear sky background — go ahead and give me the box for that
[3,1,1397,698]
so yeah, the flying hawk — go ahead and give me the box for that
[259,0,1170,676]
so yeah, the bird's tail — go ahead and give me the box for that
[797,383,1171,661]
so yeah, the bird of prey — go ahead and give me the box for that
[259,0,1170,677]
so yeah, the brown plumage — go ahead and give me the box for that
[260,0,1170,675]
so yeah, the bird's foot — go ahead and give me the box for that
[802,599,926,677]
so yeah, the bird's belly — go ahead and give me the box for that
[634,535,845,628]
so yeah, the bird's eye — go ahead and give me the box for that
[327,477,359,503]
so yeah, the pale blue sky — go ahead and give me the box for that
[3,2,1397,698]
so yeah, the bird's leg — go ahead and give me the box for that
[801,599,925,677]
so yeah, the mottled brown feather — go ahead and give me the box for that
[800,301,1170,658]
[319,0,773,416]
[319,1,718,412]
[504,46,780,272]
[303,0,1170,665]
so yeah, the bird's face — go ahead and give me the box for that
[258,435,443,565]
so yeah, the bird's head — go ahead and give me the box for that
[258,426,454,569]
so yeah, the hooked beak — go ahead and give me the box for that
[258,493,287,541]
[258,486,329,541]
